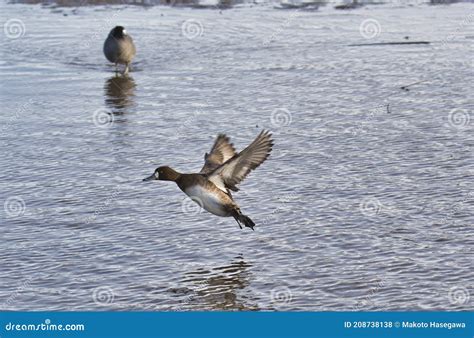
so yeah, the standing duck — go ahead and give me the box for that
[103,26,136,74]
[143,131,273,230]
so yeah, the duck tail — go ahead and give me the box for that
[233,210,255,231]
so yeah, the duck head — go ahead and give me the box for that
[143,166,180,182]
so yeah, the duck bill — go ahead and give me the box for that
[142,174,155,182]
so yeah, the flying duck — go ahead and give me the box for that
[103,26,136,74]
[143,130,273,230]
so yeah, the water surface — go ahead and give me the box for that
[0,1,473,311]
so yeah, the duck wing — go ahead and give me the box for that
[200,134,237,174]
[208,130,273,192]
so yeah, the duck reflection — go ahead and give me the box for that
[104,75,136,113]
[178,255,259,311]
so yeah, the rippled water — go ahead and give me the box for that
[1,1,473,311]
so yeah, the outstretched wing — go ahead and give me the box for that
[200,134,237,174]
[208,130,273,192]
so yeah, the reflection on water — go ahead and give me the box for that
[178,256,259,310]
[104,75,136,113]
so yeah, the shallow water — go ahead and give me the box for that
[0,2,473,311]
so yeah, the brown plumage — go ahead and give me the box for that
[200,135,236,174]
[143,130,273,230]
[208,130,273,192]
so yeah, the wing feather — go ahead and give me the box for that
[200,134,236,174]
[208,130,273,192]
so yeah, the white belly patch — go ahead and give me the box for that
[184,185,229,217]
